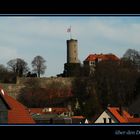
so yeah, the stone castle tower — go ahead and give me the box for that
[63,38,80,77]
[67,39,78,63]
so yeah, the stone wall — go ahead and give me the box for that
[1,77,73,99]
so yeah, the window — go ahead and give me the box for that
[108,118,112,123]
[103,118,106,123]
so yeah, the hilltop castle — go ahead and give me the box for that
[57,38,119,77]
[63,39,81,77]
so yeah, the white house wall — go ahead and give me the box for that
[94,111,118,123]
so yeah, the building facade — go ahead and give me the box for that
[83,53,120,75]
[94,107,140,123]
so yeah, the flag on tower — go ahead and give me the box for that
[67,26,72,39]
[67,26,71,32]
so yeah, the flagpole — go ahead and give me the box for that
[67,26,72,39]
[70,26,72,39]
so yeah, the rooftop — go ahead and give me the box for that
[29,107,69,115]
[0,86,35,124]
[84,53,120,62]
[107,107,140,123]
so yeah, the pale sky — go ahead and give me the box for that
[0,16,140,77]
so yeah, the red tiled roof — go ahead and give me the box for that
[127,118,140,123]
[52,107,69,114]
[71,116,85,119]
[84,54,120,62]
[29,108,44,114]
[0,87,35,124]
[108,107,133,123]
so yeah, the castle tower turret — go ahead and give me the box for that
[67,39,78,63]
[63,38,80,77]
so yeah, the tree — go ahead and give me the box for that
[93,60,139,107]
[123,49,140,69]
[31,55,46,77]
[0,64,7,73]
[123,49,140,60]
[72,77,102,118]
[17,79,72,107]
[17,78,43,107]
[0,64,17,83]
[7,58,29,77]
[71,59,140,118]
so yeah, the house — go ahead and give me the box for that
[31,113,59,124]
[83,53,120,75]
[94,107,140,123]
[31,113,73,124]
[29,107,86,124]
[0,86,35,124]
[84,53,119,65]
[29,107,73,124]
[71,116,85,124]
[29,107,71,116]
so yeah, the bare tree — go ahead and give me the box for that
[17,79,71,107]
[0,64,7,73]
[123,49,140,69]
[71,59,140,118]
[31,55,46,77]
[123,49,140,61]
[7,58,29,77]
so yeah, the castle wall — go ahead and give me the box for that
[1,77,73,99]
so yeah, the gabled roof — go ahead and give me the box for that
[0,86,35,124]
[107,107,133,123]
[84,54,120,62]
